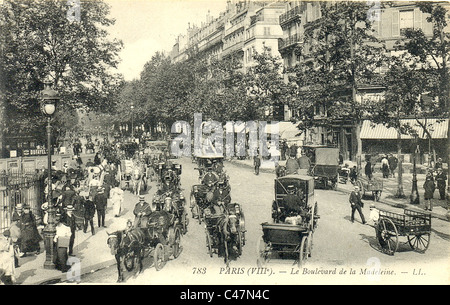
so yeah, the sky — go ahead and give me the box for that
[106,0,228,81]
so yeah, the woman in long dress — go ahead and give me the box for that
[19,205,42,255]
[110,186,124,217]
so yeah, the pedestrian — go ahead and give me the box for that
[364,159,373,180]
[0,230,17,285]
[19,205,42,256]
[94,187,107,228]
[54,213,71,272]
[435,168,447,200]
[110,184,124,217]
[64,205,77,256]
[388,154,398,178]
[381,155,389,178]
[349,186,366,224]
[81,192,96,235]
[423,173,435,211]
[349,166,358,184]
[133,195,152,228]
[253,154,261,175]
[434,157,443,170]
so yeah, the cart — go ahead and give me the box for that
[119,159,134,190]
[375,208,431,255]
[302,145,340,190]
[257,175,319,268]
[356,176,383,201]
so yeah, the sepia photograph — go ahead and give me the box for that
[0,0,449,290]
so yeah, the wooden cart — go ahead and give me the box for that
[356,176,383,201]
[375,208,431,255]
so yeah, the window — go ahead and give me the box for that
[399,10,414,29]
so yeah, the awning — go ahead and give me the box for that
[360,119,448,140]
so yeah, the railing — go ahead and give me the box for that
[278,33,302,50]
[0,174,45,233]
[279,6,302,25]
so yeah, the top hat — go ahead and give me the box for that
[16,203,23,210]
[65,205,75,211]
[139,195,145,200]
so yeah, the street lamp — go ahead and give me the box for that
[40,81,59,269]
[410,136,420,205]
[131,103,135,138]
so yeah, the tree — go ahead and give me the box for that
[291,1,386,166]
[0,0,123,143]
[367,57,428,198]
[399,1,450,193]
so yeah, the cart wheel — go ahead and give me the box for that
[236,230,244,256]
[307,231,313,258]
[223,236,230,266]
[172,227,182,259]
[376,218,398,255]
[407,233,430,253]
[298,234,309,268]
[197,206,203,225]
[154,243,166,271]
[256,236,267,267]
[205,229,213,257]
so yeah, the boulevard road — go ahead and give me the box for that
[78,157,450,285]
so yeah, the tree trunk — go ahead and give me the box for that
[396,128,405,198]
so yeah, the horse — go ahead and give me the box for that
[131,166,144,196]
[106,228,146,283]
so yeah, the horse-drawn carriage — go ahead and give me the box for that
[302,145,340,190]
[107,211,183,282]
[119,159,147,194]
[203,201,245,266]
[257,175,319,268]
[153,189,189,235]
[194,156,224,180]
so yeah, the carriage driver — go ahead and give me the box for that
[133,195,152,229]
[279,185,306,222]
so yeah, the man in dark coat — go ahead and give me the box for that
[349,186,366,224]
[278,185,306,221]
[388,154,398,178]
[285,156,300,175]
[64,205,77,256]
[253,155,261,175]
[435,168,447,200]
[423,173,435,211]
[297,152,311,170]
[94,188,107,228]
[364,160,373,180]
[133,195,152,229]
[82,193,96,235]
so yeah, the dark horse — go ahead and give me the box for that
[106,228,146,283]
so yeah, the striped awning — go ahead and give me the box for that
[360,119,448,140]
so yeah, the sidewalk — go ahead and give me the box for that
[227,158,450,222]
[14,189,142,285]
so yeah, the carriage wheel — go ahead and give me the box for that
[223,236,230,266]
[153,243,166,271]
[376,218,398,255]
[298,234,309,268]
[256,236,267,268]
[307,231,313,258]
[190,193,196,219]
[172,227,182,259]
[236,230,244,256]
[205,230,213,257]
[181,211,188,234]
[407,233,430,253]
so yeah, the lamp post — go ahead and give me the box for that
[40,81,59,269]
[131,103,135,138]
[410,136,420,205]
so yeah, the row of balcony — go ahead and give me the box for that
[278,33,302,50]
[279,6,302,26]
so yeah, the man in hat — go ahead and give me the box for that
[81,192,96,235]
[277,185,305,222]
[285,156,300,175]
[94,187,107,228]
[349,185,366,224]
[435,167,447,200]
[133,195,152,229]
[64,205,77,256]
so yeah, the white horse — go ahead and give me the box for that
[131,166,143,196]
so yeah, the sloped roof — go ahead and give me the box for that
[360,119,448,140]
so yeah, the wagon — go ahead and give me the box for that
[119,159,134,190]
[302,145,340,190]
[356,176,383,201]
[375,208,431,255]
[257,175,319,268]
